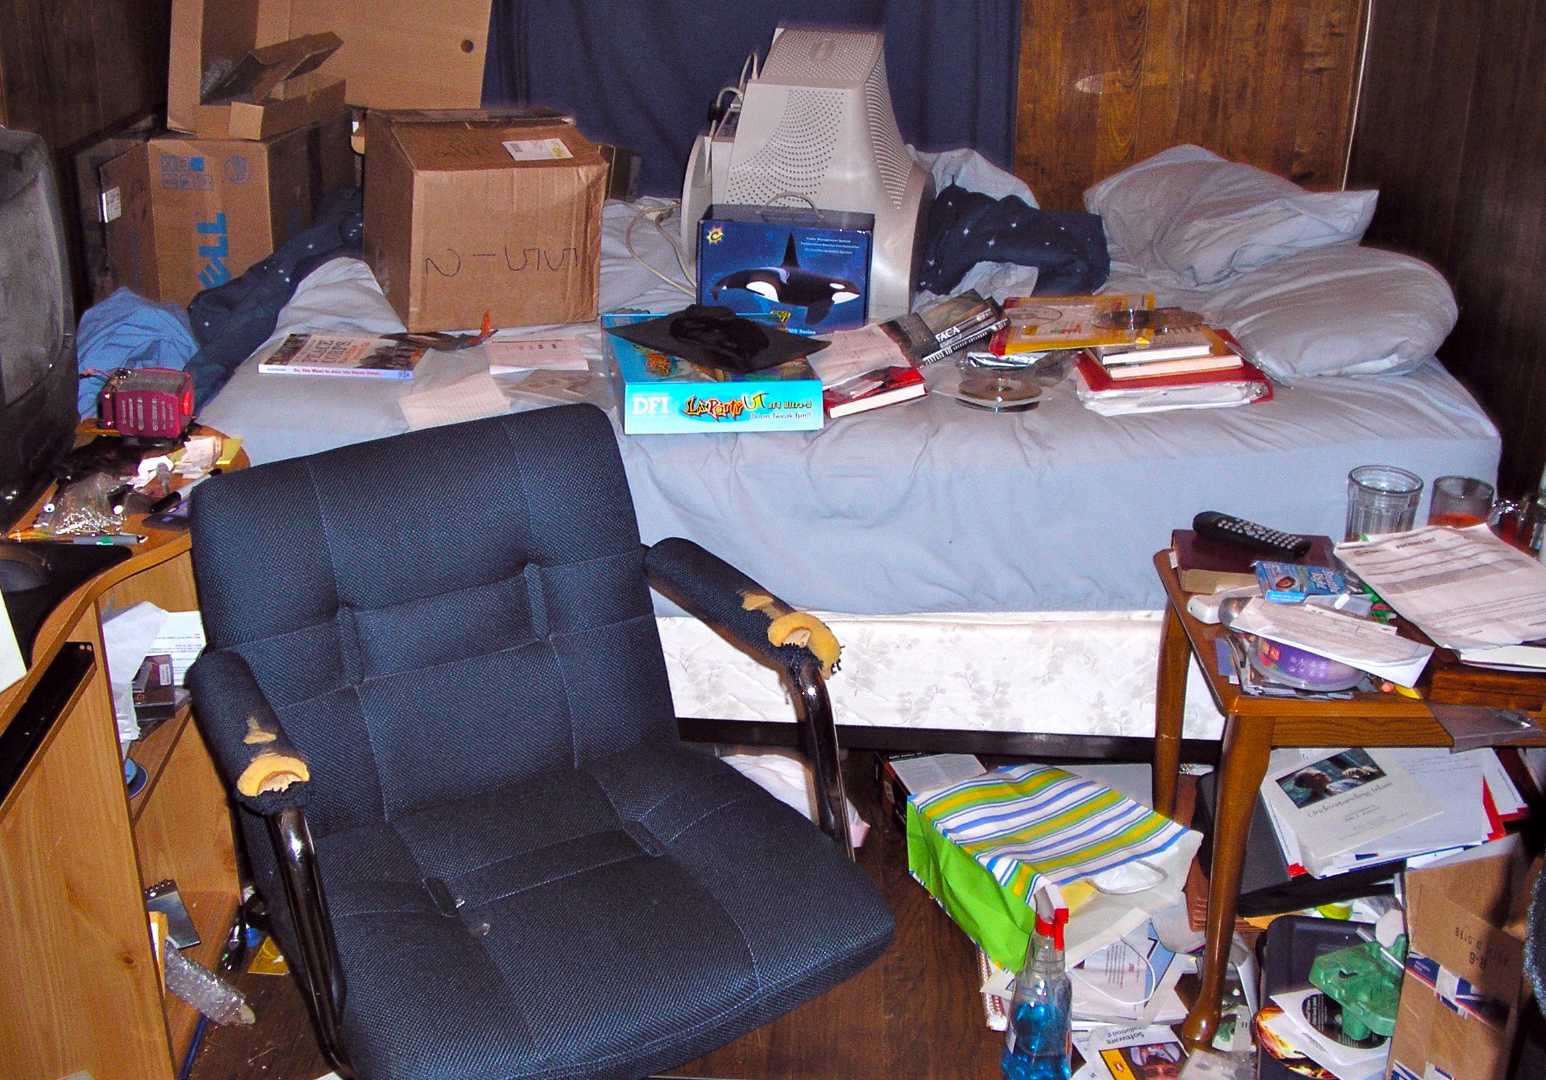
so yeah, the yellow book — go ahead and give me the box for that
[992,293,1156,354]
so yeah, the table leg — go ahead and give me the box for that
[1180,716,1271,1050]
[1153,603,1190,817]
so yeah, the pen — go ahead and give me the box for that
[71,534,146,545]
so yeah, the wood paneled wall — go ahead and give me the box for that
[0,0,169,153]
[1348,0,1546,497]
[1012,0,1366,210]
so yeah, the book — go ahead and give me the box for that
[989,293,1155,355]
[1073,350,1264,393]
[1103,352,1244,380]
[808,322,928,418]
[877,290,1007,367]
[258,333,427,379]
[824,362,926,418]
[1097,324,1239,367]
[1170,529,1336,594]
[1258,747,1442,878]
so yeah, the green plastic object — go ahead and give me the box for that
[1308,935,1407,1040]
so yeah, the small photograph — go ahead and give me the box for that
[1277,748,1386,809]
[1103,1040,1186,1080]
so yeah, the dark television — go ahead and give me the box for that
[0,128,77,531]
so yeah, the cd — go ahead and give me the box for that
[1297,991,1386,1050]
[956,370,1041,412]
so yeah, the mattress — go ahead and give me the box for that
[197,198,1501,739]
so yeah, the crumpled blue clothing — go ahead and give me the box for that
[918,184,1110,296]
[186,188,363,407]
[75,288,198,417]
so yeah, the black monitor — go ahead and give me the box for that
[0,128,77,532]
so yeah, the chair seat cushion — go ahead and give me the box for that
[312,740,893,1080]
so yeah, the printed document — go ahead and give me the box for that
[1334,525,1546,649]
[1228,597,1434,686]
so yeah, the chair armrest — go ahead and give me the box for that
[187,649,312,814]
[644,538,842,679]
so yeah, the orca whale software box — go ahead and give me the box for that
[602,312,824,435]
[697,206,873,333]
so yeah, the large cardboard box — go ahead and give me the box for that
[1387,838,1534,1080]
[101,117,354,306]
[168,0,491,140]
[364,110,609,332]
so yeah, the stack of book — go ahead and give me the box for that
[1256,746,1525,880]
[1073,324,1273,416]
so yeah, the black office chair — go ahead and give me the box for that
[186,404,892,1079]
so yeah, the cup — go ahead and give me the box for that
[1345,465,1423,541]
[1428,475,1495,528]
[1488,496,1546,556]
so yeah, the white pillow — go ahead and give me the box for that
[1209,246,1458,381]
[1084,145,1378,287]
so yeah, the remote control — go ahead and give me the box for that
[1193,511,1313,559]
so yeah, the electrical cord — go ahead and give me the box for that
[624,202,696,296]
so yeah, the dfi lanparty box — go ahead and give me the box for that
[602,313,823,435]
[364,110,608,332]
[697,206,873,333]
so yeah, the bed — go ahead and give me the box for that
[196,148,1501,750]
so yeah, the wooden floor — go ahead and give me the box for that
[189,751,1011,1080]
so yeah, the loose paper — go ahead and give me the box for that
[484,337,592,374]
[398,373,513,430]
[502,137,572,161]
[1228,597,1434,686]
[1334,525,1546,649]
[806,323,907,390]
[0,599,24,695]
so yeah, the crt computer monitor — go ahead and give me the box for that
[0,127,77,531]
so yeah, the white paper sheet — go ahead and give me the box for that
[1334,525,1546,649]
[101,602,169,746]
[150,610,206,685]
[805,323,907,389]
[484,337,593,373]
[0,598,23,695]
[398,372,513,430]
[1229,597,1434,686]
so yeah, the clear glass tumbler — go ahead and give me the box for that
[1345,465,1423,541]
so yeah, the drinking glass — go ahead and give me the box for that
[1345,465,1423,540]
[1428,475,1494,528]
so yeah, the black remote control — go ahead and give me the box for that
[1192,511,1313,559]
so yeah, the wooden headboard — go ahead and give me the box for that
[1011,0,1368,210]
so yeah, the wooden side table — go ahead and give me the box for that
[1147,550,1546,1048]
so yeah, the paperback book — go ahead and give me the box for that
[1096,324,1240,369]
[1258,748,1442,877]
[258,334,427,379]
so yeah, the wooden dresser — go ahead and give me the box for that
[0,454,241,1079]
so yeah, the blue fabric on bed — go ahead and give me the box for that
[918,184,1110,295]
[75,288,198,417]
[185,190,362,408]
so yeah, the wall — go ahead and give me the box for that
[1348,0,1546,497]
[1012,0,1367,210]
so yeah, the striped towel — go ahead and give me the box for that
[913,763,1190,908]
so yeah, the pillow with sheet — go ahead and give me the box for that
[1209,245,1458,381]
[1084,145,1378,287]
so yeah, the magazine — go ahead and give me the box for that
[258,334,427,379]
[991,293,1156,354]
[1084,1023,1188,1080]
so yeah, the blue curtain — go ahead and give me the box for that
[483,1,1021,197]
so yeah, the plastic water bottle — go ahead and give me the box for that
[1001,902,1072,1080]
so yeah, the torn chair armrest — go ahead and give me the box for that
[643,537,841,678]
[187,647,312,814]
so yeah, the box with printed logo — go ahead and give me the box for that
[602,312,823,435]
[696,206,873,333]
[100,116,353,306]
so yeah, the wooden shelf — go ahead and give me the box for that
[127,706,191,824]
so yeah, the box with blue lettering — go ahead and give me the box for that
[100,115,352,306]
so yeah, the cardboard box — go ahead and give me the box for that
[364,110,609,332]
[697,205,874,333]
[1388,838,1534,1080]
[168,0,491,140]
[101,117,354,306]
[602,313,824,435]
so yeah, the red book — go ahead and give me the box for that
[1074,349,1273,395]
[823,363,927,418]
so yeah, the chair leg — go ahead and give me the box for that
[789,657,856,859]
[268,807,355,1077]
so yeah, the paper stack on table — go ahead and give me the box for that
[1257,746,1525,879]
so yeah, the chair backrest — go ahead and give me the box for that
[190,404,678,833]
